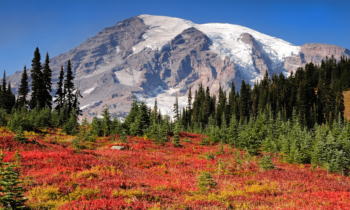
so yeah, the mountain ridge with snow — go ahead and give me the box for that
[5,14,350,120]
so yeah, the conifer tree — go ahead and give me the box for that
[0,150,27,209]
[42,52,52,109]
[173,94,179,122]
[29,47,44,109]
[63,108,78,135]
[73,88,83,116]
[240,79,250,120]
[6,83,15,112]
[101,105,111,137]
[173,121,181,147]
[17,66,29,108]
[197,171,217,193]
[130,108,142,136]
[124,95,139,130]
[58,102,68,127]
[64,60,75,115]
[228,113,238,147]
[54,66,65,113]
[0,71,7,110]
[90,113,102,137]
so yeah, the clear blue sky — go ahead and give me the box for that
[1,0,349,76]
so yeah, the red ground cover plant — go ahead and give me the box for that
[1,129,350,209]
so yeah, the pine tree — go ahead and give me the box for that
[54,66,65,113]
[258,155,275,170]
[42,52,52,109]
[64,60,75,115]
[6,83,15,112]
[58,102,68,127]
[187,86,192,125]
[29,47,44,109]
[173,94,179,122]
[197,171,217,193]
[173,121,181,147]
[63,108,78,135]
[240,79,250,120]
[90,113,102,137]
[130,108,142,136]
[124,95,139,130]
[228,113,238,147]
[0,70,7,110]
[73,88,83,116]
[17,66,29,108]
[0,150,27,209]
[101,105,111,137]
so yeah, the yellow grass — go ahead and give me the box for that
[343,90,350,120]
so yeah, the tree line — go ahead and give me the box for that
[181,56,349,131]
[87,56,350,175]
[0,47,82,134]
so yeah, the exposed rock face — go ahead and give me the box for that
[5,15,350,119]
[284,43,350,72]
[239,33,270,77]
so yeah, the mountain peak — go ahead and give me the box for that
[5,15,350,120]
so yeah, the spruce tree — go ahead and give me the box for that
[101,105,111,137]
[130,109,142,136]
[42,52,52,109]
[54,66,65,113]
[29,47,44,109]
[240,79,250,120]
[0,71,7,110]
[63,108,78,135]
[17,66,29,108]
[124,95,139,130]
[64,60,75,115]
[73,88,83,116]
[173,121,181,147]
[0,150,27,209]
[6,83,15,112]
[173,94,179,122]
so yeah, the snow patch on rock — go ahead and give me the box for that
[114,68,142,86]
[137,14,300,83]
[83,87,96,95]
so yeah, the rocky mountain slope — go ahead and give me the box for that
[6,15,350,119]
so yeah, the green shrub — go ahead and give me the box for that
[259,155,275,171]
[197,172,217,193]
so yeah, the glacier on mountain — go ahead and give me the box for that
[136,14,300,83]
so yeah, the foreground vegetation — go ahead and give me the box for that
[1,128,350,209]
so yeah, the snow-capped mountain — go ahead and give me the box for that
[6,15,350,119]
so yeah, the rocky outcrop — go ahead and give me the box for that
[284,43,350,72]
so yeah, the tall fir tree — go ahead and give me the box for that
[101,105,111,137]
[6,83,15,112]
[240,79,250,120]
[42,52,52,109]
[0,71,7,110]
[17,66,29,108]
[54,66,65,113]
[173,94,179,122]
[64,60,75,116]
[29,47,44,109]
